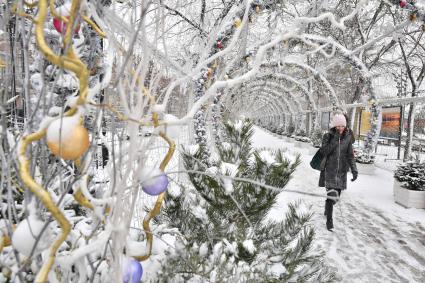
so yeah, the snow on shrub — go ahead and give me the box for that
[394,161,425,191]
[354,147,375,164]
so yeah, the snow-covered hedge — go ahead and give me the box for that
[295,129,307,137]
[354,147,375,164]
[286,125,295,137]
[394,162,425,191]
[276,124,286,135]
[310,128,324,148]
[294,136,311,143]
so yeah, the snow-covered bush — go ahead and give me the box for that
[354,147,375,164]
[276,124,286,135]
[295,129,307,137]
[286,125,295,137]
[394,161,425,191]
[295,136,311,143]
[294,129,311,142]
[310,128,325,148]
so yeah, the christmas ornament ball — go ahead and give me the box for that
[12,216,50,256]
[122,258,143,283]
[47,117,90,160]
[53,17,81,34]
[140,168,169,196]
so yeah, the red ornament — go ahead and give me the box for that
[400,0,407,8]
[53,17,80,34]
[216,41,223,49]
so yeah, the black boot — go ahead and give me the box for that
[326,218,334,231]
[325,200,334,231]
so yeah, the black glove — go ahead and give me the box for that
[351,171,358,182]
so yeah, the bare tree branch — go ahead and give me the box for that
[160,1,207,37]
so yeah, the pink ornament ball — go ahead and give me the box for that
[53,17,80,34]
[122,258,143,283]
[400,0,407,8]
[141,170,169,196]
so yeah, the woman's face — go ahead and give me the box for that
[336,126,345,134]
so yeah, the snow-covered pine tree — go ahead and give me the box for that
[158,119,334,282]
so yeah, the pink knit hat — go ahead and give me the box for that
[331,114,346,127]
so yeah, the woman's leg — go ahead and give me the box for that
[325,188,341,230]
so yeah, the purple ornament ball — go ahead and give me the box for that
[122,258,143,283]
[140,168,169,196]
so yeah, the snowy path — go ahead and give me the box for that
[253,127,425,283]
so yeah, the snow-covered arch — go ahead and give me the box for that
[244,95,285,126]
[229,86,297,125]
[244,72,316,111]
[243,94,284,120]
[239,86,296,120]
[245,89,295,131]
[231,87,301,131]
[241,81,303,112]
[259,61,340,108]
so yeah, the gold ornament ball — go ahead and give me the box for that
[47,121,90,160]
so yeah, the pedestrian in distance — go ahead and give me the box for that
[318,113,358,231]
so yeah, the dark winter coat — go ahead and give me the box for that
[318,128,358,190]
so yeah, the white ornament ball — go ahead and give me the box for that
[12,216,50,256]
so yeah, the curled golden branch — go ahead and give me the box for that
[15,1,91,281]
[73,190,94,210]
[134,113,176,261]
[36,0,89,114]
[18,130,71,283]
[71,159,97,211]
[82,15,106,38]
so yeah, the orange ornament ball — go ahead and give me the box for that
[46,117,90,160]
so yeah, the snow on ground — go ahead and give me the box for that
[253,126,425,283]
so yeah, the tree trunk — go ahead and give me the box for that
[362,78,383,162]
[403,102,416,161]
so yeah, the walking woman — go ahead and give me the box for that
[319,113,358,231]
